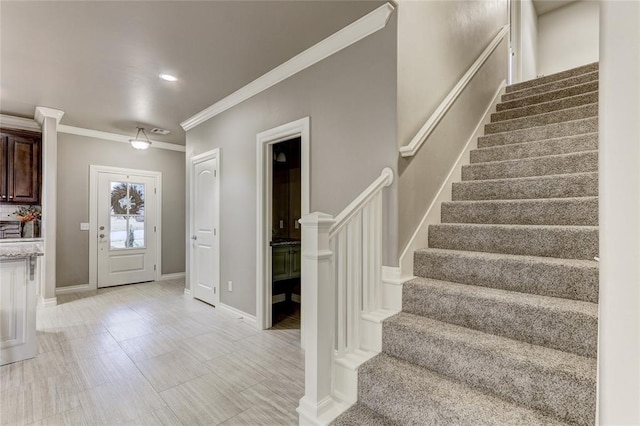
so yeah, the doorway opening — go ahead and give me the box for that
[270,138,301,329]
[256,117,309,331]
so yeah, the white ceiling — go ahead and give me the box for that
[533,0,578,16]
[0,1,383,145]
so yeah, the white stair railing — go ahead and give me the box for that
[297,167,394,425]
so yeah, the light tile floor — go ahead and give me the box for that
[0,280,303,425]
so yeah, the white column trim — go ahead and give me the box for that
[36,107,64,307]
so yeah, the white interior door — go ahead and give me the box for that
[191,152,220,306]
[97,171,158,287]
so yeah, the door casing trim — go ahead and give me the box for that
[256,117,310,330]
[189,148,221,305]
[89,165,162,291]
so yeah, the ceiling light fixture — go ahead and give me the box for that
[159,73,178,82]
[129,127,152,150]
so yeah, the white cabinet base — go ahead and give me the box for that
[1,258,38,366]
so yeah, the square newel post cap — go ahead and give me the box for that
[34,107,65,127]
[299,212,335,230]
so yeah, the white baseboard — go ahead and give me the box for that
[292,293,301,304]
[55,284,92,295]
[272,294,286,304]
[160,272,185,281]
[184,288,191,296]
[40,297,57,308]
[217,302,258,328]
[398,81,507,277]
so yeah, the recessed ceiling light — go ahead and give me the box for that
[159,74,178,82]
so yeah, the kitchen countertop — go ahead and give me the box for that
[0,240,44,259]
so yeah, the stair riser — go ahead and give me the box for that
[506,62,598,93]
[441,198,598,226]
[428,224,599,260]
[471,134,598,163]
[402,281,598,357]
[452,172,598,201]
[479,118,597,148]
[498,81,599,112]
[485,104,598,135]
[414,250,598,302]
[502,71,598,102]
[492,92,598,123]
[383,321,596,425]
[463,151,598,181]
[358,355,566,426]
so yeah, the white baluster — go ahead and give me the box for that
[347,211,362,353]
[336,230,347,357]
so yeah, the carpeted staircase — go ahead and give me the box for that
[334,62,599,425]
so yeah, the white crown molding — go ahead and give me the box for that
[57,125,186,152]
[0,114,41,131]
[34,107,65,126]
[180,2,395,131]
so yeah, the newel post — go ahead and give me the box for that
[297,212,337,425]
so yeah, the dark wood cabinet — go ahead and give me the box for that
[0,129,41,204]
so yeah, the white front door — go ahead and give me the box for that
[191,152,220,306]
[97,171,158,287]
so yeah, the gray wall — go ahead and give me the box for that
[186,16,398,315]
[537,0,599,77]
[56,133,185,287]
[396,0,509,251]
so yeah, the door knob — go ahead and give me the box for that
[99,226,105,230]
[99,234,105,238]
[191,235,197,240]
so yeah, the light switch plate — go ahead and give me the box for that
[80,222,90,231]
[228,281,233,292]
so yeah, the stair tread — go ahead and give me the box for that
[506,62,598,93]
[478,117,598,148]
[502,71,598,101]
[462,150,598,181]
[403,277,598,357]
[466,149,598,166]
[491,91,598,122]
[384,313,597,425]
[332,403,394,426]
[485,103,598,134]
[455,170,598,185]
[415,247,598,269]
[472,132,598,159]
[498,81,599,112]
[444,195,598,206]
[414,247,599,302]
[386,312,596,378]
[359,353,569,425]
[405,276,598,317]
